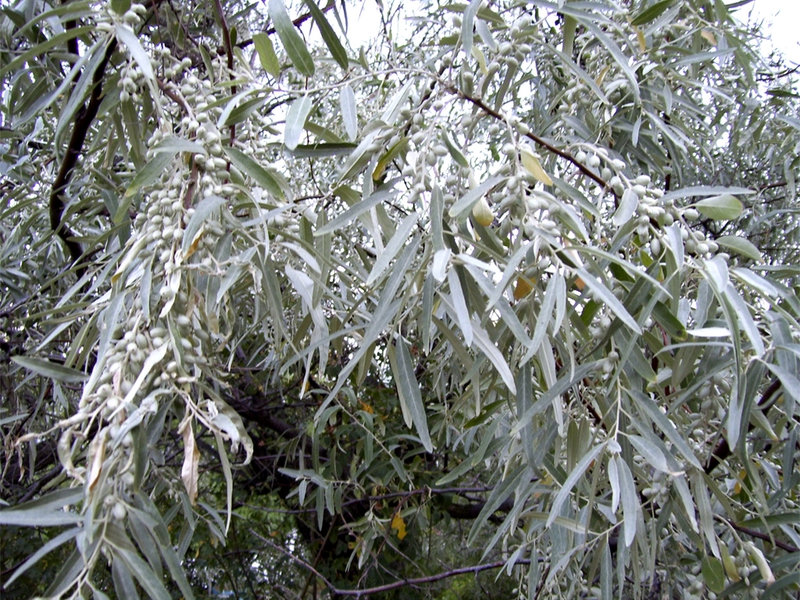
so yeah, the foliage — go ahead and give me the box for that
[1,0,800,598]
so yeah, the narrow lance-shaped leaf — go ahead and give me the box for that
[393,336,433,452]
[547,443,605,527]
[461,0,482,55]
[116,24,154,81]
[615,456,640,548]
[225,147,285,199]
[302,0,348,70]
[340,84,358,141]
[449,175,506,220]
[269,0,315,77]
[12,356,87,383]
[367,212,418,286]
[576,267,642,334]
[253,32,281,77]
[447,268,473,347]
[285,95,313,150]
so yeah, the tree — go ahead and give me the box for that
[1,0,799,597]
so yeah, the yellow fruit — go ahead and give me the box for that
[513,276,534,300]
[472,197,494,226]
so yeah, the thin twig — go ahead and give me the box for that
[236,1,337,49]
[447,85,612,193]
[257,531,532,598]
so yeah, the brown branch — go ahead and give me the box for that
[729,520,799,553]
[758,180,787,193]
[257,533,532,598]
[49,37,117,274]
[212,0,236,144]
[704,378,782,474]
[448,85,612,193]
[330,559,532,597]
[157,78,191,114]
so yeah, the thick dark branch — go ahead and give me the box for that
[705,378,782,474]
[729,520,799,553]
[49,37,117,273]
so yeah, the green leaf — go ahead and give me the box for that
[367,212,418,286]
[150,136,207,156]
[340,84,358,141]
[115,24,154,81]
[461,0,481,55]
[762,572,800,600]
[253,32,281,77]
[0,505,82,527]
[701,556,726,594]
[575,267,642,334]
[0,26,95,80]
[302,0,348,70]
[467,464,527,545]
[284,95,313,150]
[627,434,680,475]
[448,175,506,221]
[181,195,226,256]
[113,546,172,600]
[288,142,357,158]
[12,356,87,383]
[547,444,605,528]
[124,151,175,198]
[471,319,517,394]
[631,0,676,26]
[629,390,702,469]
[110,0,131,14]
[225,146,285,199]
[442,130,470,169]
[613,189,639,226]
[724,282,765,356]
[694,194,743,220]
[315,184,399,236]
[715,235,762,261]
[392,336,433,452]
[615,456,640,548]
[269,0,315,77]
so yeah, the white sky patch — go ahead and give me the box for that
[738,0,800,64]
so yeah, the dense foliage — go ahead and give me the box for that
[1,0,799,597]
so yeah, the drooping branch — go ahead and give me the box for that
[49,37,117,273]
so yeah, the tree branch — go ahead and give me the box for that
[49,37,117,274]
[729,520,799,553]
[257,532,532,598]
[447,85,612,193]
[237,1,336,49]
[212,0,236,144]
